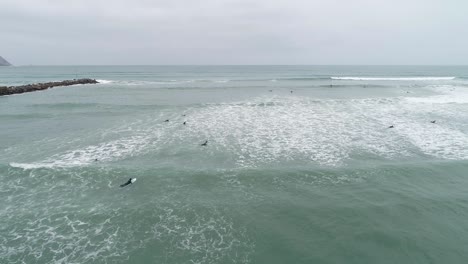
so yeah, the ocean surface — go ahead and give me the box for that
[1,65,468,264]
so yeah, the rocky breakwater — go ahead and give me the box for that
[0,79,99,96]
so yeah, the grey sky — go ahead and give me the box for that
[1,0,467,65]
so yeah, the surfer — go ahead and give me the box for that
[431,120,436,123]
[388,125,394,128]
[201,140,208,146]
[183,121,186,125]
[120,178,136,187]
[164,119,169,122]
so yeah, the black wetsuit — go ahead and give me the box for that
[120,178,133,187]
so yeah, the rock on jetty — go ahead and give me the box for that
[0,79,99,96]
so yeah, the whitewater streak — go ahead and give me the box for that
[331,77,456,81]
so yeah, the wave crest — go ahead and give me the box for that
[331,77,456,81]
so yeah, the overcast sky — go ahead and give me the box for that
[1,0,467,65]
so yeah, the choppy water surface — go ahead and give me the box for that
[1,66,468,264]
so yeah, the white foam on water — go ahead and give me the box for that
[4,86,468,263]
[100,80,155,86]
[0,202,142,264]
[97,79,178,86]
[96,79,114,84]
[180,93,468,167]
[9,135,150,169]
[8,123,169,169]
[7,112,187,169]
[0,199,253,264]
[96,79,231,86]
[9,86,468,170]
[150,207,253,264]
[98,79,188,85]
[10,162,57,170]
[393,121,468,160]
[406,85,468,104]
[331,77,456,81]
[183,96,394,167]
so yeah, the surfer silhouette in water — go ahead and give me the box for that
[120,178,136,187]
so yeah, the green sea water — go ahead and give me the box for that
[1,66,468,263]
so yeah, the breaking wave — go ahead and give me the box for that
[331,77,456,81]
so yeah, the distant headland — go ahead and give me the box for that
[0,56,11,66]
[0,79,99,96]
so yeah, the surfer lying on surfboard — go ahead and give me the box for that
[120,178,136,187]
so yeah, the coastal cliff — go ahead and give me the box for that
[0,56,11,66]
[0,79,99,96]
